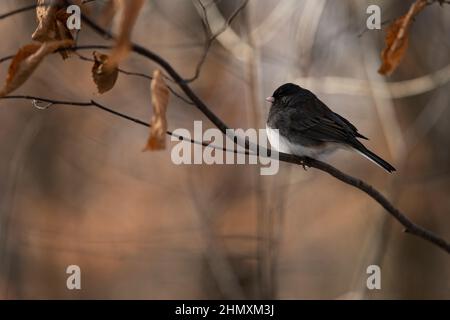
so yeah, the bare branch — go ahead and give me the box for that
[72,50,194,104]
[185,0,249,83]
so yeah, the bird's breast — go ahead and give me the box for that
[265,125,340,158]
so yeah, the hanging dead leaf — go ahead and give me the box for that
[378,0,427,75]
[106,0,145,71]
[144,70,170,151]
[32,0,82,59]
[0,40,73,97]
[32,0,61,42]
[91,51,119,94]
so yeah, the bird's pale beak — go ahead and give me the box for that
[266,96,274,103]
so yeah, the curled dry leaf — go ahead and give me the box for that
[144,70,170,151]
[92,51,119,94]
[106,0,145,70]
[32,0,83,59]
[32,0,61,42]
[378,0,427,76]
[0,40,73,97]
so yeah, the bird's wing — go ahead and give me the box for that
[331,112,357,132]
[332,112,368,140]
[288,95,366,144]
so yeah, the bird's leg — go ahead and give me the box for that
[301,157,314,171]
[301,161,308,171]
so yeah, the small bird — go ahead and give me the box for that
[266,83,395,173]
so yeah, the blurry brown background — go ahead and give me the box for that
[0,0,449,299]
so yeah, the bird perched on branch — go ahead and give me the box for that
[266,83,395,173]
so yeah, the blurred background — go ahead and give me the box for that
[0,0,449,299]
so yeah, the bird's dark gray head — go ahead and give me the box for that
[266,83,305,104]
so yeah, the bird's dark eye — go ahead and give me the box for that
[274,89,287,99]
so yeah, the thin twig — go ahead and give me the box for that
[72,51,194,104]
[185,0,249,83]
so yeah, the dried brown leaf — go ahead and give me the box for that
[378,0,427,75]
[106,0,145,70]
[0,40,73,97]
[144,70,170,151]
[32,0,61,42]
[32,0,81,59]
[92,51,119,94]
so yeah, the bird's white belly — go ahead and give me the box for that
[266,126,339,158]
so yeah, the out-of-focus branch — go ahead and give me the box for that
[186,172,246,299]
[186,0,249,82]
[249,0,297,47]
[293,64,450,98]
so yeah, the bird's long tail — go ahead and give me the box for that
[353,145,396,173]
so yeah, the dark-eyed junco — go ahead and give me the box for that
[266,83,395,173]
